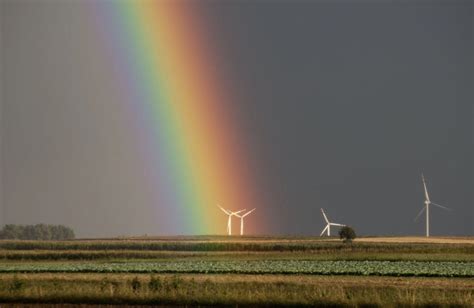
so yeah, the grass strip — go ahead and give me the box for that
[0,273,472,306]
[0,250,472,262]
[1,240,473,254]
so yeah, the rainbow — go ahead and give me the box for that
[91,1,261,234]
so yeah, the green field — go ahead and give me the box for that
[0,236,473,306]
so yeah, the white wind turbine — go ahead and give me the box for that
[415,174,450,237]
[235,208,256,236]
[320,208,345,236]
[218,205,246,235]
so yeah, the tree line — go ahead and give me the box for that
[0,224,75,240]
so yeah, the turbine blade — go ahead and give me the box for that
[431,202,451,211]
[242,208,256,218]
[320,225,328,236]
[422,174,430,202]
[330,223,345,227]
[414,206,426,222]
[321,208,329,223]
[218,205,230,215]
[231,209,246,215]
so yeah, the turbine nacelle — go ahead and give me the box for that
[235,208,256,236]
[320,208,345,237]
[415,174,451,237]
[217,205,247,236]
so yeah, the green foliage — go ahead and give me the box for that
[339,226,356,243]
[0,260,471,277]
[0,225,24,240]
[148,276,162,292]
[0,224,75,240]
[170,275,183,289]
[130,277,141,293]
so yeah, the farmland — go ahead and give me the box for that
[0,236,473,306]
[1,260,473,277]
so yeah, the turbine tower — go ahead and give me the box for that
[415,174,450,237]
[320,208,345,236]
[218,205,245,235]
[235,208,256,236]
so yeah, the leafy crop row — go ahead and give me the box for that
[0,260,471,277]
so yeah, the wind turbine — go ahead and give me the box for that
[320,208,345,236]
[415,174,450,237]
[218,205,245,235]
[235,208,256,236]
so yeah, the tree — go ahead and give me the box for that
[23,225,36,240]
[339,226,356,243]
[59,225,75,240]
[0,224,75,240]
[34,224,52,240]
[0,225,24,239]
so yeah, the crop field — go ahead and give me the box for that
[0,236,473,307]
[1,260,473,277]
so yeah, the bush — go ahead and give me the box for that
[149,276,162,292]
[339,226,356,243]
[0,224,75,240]
[130,277,141,293]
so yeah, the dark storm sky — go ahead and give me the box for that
[199,0,473,236]
[1,0,472,237]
